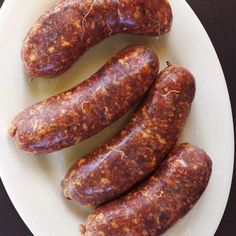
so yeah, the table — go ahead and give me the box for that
[0,0,235,235]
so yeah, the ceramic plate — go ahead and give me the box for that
[0,0,234,235]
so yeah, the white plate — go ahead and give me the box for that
[0,0,234,235]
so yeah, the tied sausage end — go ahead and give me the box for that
[80,224,86,236]
[8,126,17,137]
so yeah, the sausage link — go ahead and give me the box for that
[80,143,212,236]
[9,45,159,154]
[61,64,196,205]
[22,0,172,78]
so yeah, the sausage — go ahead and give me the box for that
[22,0,172,78]
[9,45,159,155]
[61,64,196,205]
[80,143,212,236]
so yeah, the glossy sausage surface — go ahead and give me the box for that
[9,45,159,154]
[22,0,172,77]
[80,143,212,236]
[62,64,196,205]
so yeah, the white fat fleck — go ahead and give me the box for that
[164,28,169,33]
[156,133,166,145]
[177,157,188,168]
[156,190,164,198]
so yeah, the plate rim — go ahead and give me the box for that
[0,0,234,235]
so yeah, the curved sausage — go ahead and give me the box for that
[22,0,172,78]
[80,143,212,236]
[9,45,159,155]
[61,64,196,205]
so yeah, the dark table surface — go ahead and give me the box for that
[0,0,235,235]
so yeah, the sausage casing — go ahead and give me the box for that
[9,45,159,154]
[80,143,212,236]
[22,0,172,77]
[61,64,196,205]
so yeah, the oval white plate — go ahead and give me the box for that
[0,0,234,235]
